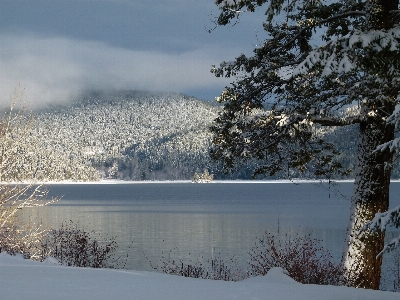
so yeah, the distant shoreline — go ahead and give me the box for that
[0,179,373,185]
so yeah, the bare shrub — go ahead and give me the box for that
[161,258,205,278]
[249,232,342,285]
[207,256,247,281]
[0,91,116,269]
[0,92,57,259]
[41,221,118,268]
[158,248,248,281]
[0,184,56,259]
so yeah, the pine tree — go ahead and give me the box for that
[211,0,400,289]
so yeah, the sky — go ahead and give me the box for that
[0,0,267,108]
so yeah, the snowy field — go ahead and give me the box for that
[0,253,398,300]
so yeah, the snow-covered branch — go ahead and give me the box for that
[294,27,400,76]
[376,104,400,153]
[310,115,362,126]
[377,235,400,257]
[363,206,400,232]
[376,138,400,153]
[281,11,366,51]
[271,112,362,127]
[361,205,400,256]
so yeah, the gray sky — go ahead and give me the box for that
[0,0,266,107]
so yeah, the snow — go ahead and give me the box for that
[348,28,400,51]
[0,253,398,300]
[293,27,400,77]
[218,0,238,8]
[362,205,400,256]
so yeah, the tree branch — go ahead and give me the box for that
[310,115,362,126]
[282,11,366,50]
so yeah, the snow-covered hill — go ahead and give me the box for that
[21,91,220,181]
[7,90,396,182]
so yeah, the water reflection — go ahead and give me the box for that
[21,182,400,272]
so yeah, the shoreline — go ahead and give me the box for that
[0,178,367,184]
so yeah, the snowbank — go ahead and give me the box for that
[0,253,397,300]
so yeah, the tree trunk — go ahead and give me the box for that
[342,0,399,289]
[342,106,395,289]
[342,122,393,289]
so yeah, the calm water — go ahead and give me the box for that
[27,181,400,272]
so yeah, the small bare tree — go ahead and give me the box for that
[0,90,57,259]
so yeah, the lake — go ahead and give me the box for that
[26,181,400,274]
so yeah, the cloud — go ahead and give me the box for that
[0,33,233,108]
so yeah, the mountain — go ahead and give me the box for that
[5,90,397,182]
[17,90,222,181]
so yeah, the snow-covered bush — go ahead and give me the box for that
[192,169,214,183]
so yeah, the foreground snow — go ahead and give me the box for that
[0,254,398,300]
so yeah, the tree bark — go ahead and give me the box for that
[342,0,399,289]
[342,104,395,289]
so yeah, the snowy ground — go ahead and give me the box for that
[0,253,398,300]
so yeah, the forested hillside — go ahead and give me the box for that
[3,90,398,181]
[21,91,220,181]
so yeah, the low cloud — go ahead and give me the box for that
[1,33,233,108]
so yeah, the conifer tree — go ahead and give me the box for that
[211,0,400,289]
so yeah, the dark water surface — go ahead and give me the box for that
[28,181,400,272]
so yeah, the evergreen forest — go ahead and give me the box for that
[4,90,399,181]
